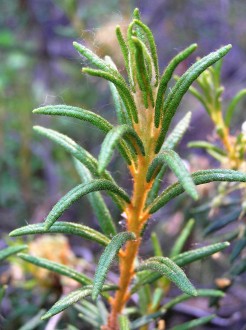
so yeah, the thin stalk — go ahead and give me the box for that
[105,93,159,330]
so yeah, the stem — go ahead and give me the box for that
[106,156,152,330]
[106,94,158,329]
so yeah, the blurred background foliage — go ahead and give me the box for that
[1,0,246,329]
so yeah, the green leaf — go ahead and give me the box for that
[151,232,163,257]
[18,309,45,330]
[33,126,98,175]
[148,169,246,214]
[136,258,197,296]
[169,315,215,330]
[92,231,136,300]
[44,180,130,229]
[82,68,138,123]
[74,160,117,236]
[163,112,192,150]
[131,36,153,107]
[132,242,230,291]
[130,311,163,329]
[225,89,246,127]
[147,112,191,203]
[188,141,226,157]
[73,41,112,72]
[119,315,130,330]
[230,237,246,262]
[98,125,145,173]
[41,285,117,320]
[188,85,211,114]
[172,242,230,267]
[155,44,197,127]
[10,222,110,246]
[170,219,195,257]
[18,253,92,285]
[155,45,232,152]
[33,105,113,133]
[107,63,129,125]
[0,245,27,262]
[203,209,241,236]
[116,26,130,79]
[164,289,224,310]
[146,149,198,200]
[0,285,7,304]
[133,19,159,85]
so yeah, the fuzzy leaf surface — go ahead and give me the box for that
[10,222,110,246]
[74,160,116,236]
[18,253,92,285]
[33,126,98,175]
[163,112,192,150]
[98,125,145,173]
[44,180,130,229]
[155,44,197,127]
[41,285,117,320]
[148,169,246,214]
[147,149,198,200]
[82,68,138,123]
[155,45,232,152]
[132,242,230,291]
[173,242,230,267]
[136,258,197,296]
[92,232,135,300]
[33,105,113,133]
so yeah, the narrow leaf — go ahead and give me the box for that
[82,68,138,123]
[10,222,110,246]
[155,44,197,127]
[147,113,191,203]
[155,45,232,152]
[33,105,113,133]
[151,232,163,257]
[98,125,145,173]
[136,258,197,296]
[225,89,246,127]
[146,149,198,200]
[74,160,117,236]
[18,253,92,285]
[164,289,224,310]
[230,238,246,262]
[115,26,130,79]
[44,180,130,229]
[33,126,98,175]
[163,112,192,150]
[133,19,159,84]
[131,36,153,107]
[170,315,215,330]
[41,285,117,320]
[73,41,112,72]
[173,242,230,267]
[132,242,230,291]
[170,219,195,257]
[92,231,136,300]
[130,311,163,329]
[119,315,130,330]
[0,245,27,261]
[0,285,7,304]
[204,209,241,236]
[148,169,246,214]
[108,74,128,125]
[188,141,226,156]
